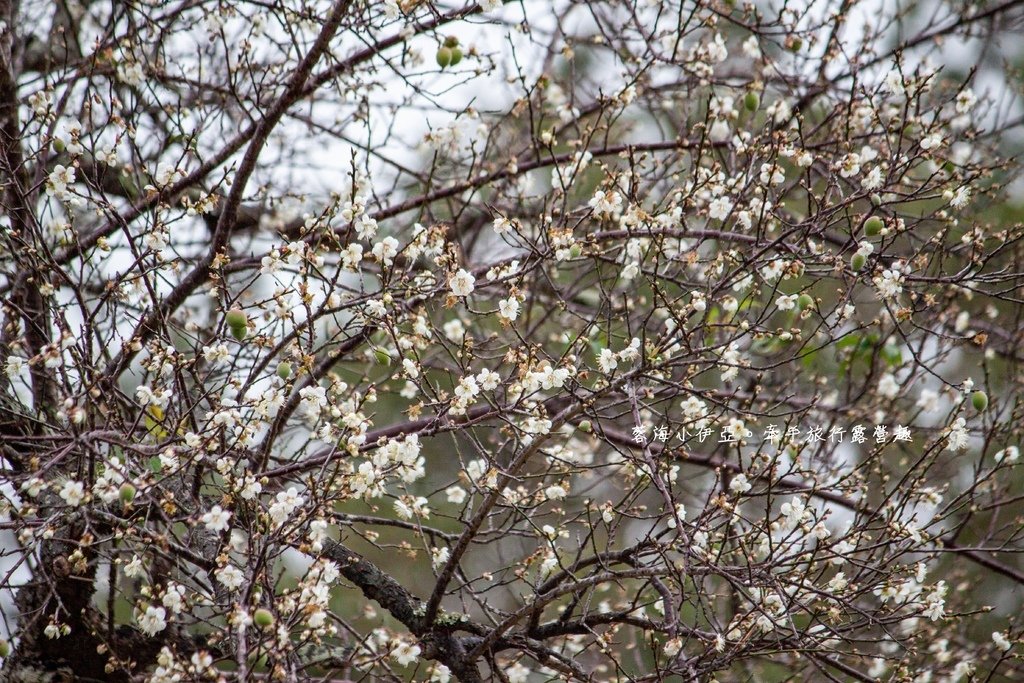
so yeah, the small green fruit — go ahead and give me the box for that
[444,36,460,48]
[230,324,247,342]
[253,608,275,629]
[53,139,66,153]
[864,216,884,236]
[119,483,136,504]
[374,349,391,365]
[449,47,463,66]
[797,294,814,310]
[277,362,292,380]
[568,244,583,259]
[971,390,988,411]
[0,637,10,657]
[851,253,866,271]
[578,419,592,433]
[226,308,247,328]
[870,193,881,206]
[789,38,803,52]
[744,91,760,111]
[436,47,452,68]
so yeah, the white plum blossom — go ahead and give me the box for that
[837,152,861,178]
[776,294,798,311]
[597,348,618,373]
[138,606,167,636]
[46,165,76,199]
[269,487,306,527]
[946,418,970,452]
[59,480,86,506]
[730,473,751,494]
[201,505,232,532]
[372,236,400,265]
[477,368,501,391]
[215,564,245,591]
[431,546,450,569]
[162,583,186,614]
[589,189,622,218]
[498,297,520,321]
[391,641,421,666]
[449,269,476,297]
[780,497,810,530]
[878,373,900,399]
[708,195,733,220]
[430,664,452,683]
[994,446,1020,463]
[493,215,514,234]
[446,486,467,504]
[875,269,904,299]
[545,484,567,500]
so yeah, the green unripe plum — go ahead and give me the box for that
[449,47,463,66]
[444,36,460,48]
[374,349,391,365]
[119,483,136,504]
[436,47,452,68]
[797,294,814,310]
[744,91,760,111]
[851,253,866,271]
[226,308,247,328]
[253,608,275,629]
[864,216,884,236]
[568,244,583,259]
[0,638,10,658]
[578,419,592,433]
[230,324,247,342]
[789,38,803,52]
[277,362,292,380]
[971,390,988,411]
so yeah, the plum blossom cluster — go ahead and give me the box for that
[0,1,1022,682]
